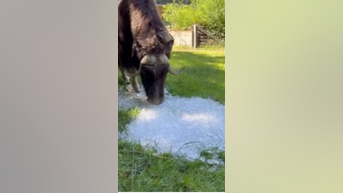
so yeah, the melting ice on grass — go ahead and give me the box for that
[119,89,225,164]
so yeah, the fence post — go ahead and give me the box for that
[193,24,197,48]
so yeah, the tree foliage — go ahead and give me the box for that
[162,0,225,37]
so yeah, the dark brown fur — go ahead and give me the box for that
[118,0,175,105]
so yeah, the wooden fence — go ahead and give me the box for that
[154,3,224,48]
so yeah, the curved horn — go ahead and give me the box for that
[141,54,157,65]
[125,61,143,77]
[168,66,185,75]
[125,55,156,77]
[158,54,185,75]
[125,66,141,77]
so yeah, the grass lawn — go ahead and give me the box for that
[118,46,225,192]
[167,46,225,104]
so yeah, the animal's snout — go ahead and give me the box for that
[147,97,164,105]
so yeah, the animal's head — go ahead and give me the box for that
[130,33,184,105]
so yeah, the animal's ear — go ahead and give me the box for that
[164,38,174,58]
[166,38,174,48]
[134,40,142,49]
[131,42,136,57]
[131,41,141,57]
[159,31,174,43]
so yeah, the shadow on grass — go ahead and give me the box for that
[167,51,225,104]
[118,50,225,104]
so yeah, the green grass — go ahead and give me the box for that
[119,139,225,192]
[118,46,225,192]
[118,108,139,133]
[167,46,225,104]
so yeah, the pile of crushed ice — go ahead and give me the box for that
[119,88,225,165]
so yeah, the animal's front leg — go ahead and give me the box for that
[119,63,130,84]
[131,76,140,93]
[121,72,131,85]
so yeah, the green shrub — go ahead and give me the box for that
[162,0,225,37]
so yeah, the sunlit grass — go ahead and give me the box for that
[167,46,225,104]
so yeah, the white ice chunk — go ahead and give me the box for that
[119,88,225,164]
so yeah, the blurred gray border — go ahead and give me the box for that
[0,1,118,192]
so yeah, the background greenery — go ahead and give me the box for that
[162,0,225,37]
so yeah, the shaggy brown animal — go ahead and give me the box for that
[118,0,184,105]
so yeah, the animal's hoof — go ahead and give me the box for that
[123,84,132,92]
[132,84,141,93]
